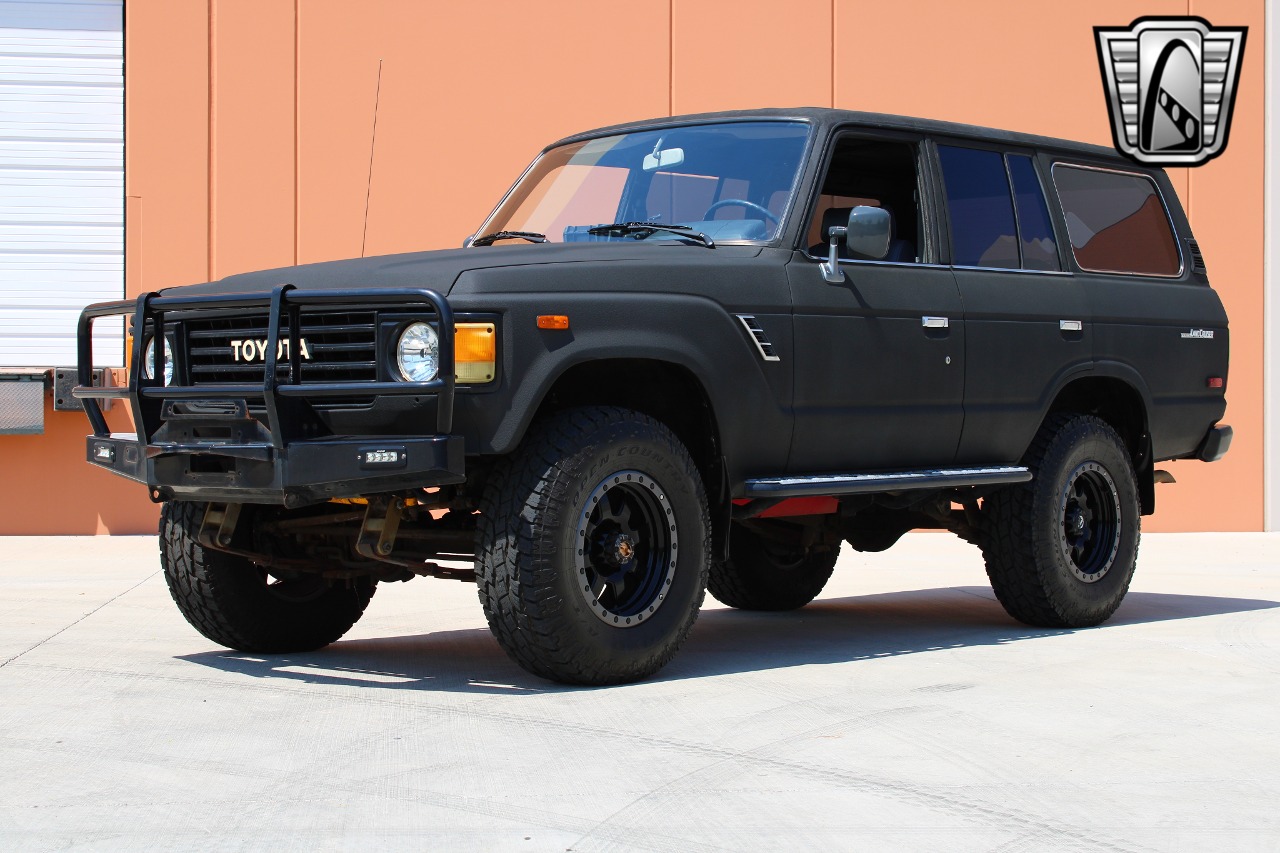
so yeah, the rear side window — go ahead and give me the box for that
[938,146,1018,268]
[1052,165,1181,276]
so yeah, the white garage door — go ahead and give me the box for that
[0,0,123,368]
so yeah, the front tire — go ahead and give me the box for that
[160,501,376,652]
[982,414,1140,628]
[476,407,710,685]
[708,522,838,610]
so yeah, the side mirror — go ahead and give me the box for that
[820,205,892,283]
[846,205,891,260]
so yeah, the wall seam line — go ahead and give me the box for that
[207,0,215,282]
[294,0,299,266]
[1266,0,1276,529]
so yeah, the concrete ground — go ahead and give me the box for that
[1,532,1277,852]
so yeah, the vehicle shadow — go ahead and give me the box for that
[175,586,1278,695]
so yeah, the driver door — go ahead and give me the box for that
[785,132,965,473]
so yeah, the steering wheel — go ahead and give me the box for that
[702,198,779,224]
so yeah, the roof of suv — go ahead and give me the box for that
[552,107,1126,165]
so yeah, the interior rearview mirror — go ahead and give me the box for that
[643,147,685,171]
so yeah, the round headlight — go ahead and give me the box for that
[396,322,439,382]
[143,336,175,385]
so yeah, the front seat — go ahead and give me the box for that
[810,206,854,257]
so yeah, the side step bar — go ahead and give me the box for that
[745,466,1031,498]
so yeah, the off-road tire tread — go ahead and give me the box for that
[475,406,709,685]
[982,414,1139,628]
[160,501,375,652]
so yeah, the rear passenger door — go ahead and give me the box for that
[935,142,1093,464]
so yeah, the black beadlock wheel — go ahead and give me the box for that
[475,406,710,685]
[160,501,375,652]
[708,522,839,611]
[981,414,1140,628]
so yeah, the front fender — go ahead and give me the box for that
[449,291,794,478]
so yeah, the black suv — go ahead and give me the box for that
[76,108,1231,684]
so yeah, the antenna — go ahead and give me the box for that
[362,59,383,258]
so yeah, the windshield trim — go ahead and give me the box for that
[472,117,817,250]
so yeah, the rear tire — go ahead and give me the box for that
[476,407,709,685]
[708,523,838,611]
[160,501,375,652]
[982,414,1140,628]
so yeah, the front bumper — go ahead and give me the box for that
[86,431,464,505]
[75,284,464,505]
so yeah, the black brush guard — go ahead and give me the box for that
[74,284,465,506]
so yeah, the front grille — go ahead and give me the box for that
[182,311,378,384]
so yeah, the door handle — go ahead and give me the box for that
[1060,319,1083,332]
[921,316,949,329]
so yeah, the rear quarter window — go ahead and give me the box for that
[1052,164,1181,276]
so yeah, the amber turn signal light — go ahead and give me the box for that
[537,315,570,330]
[454,322,496,383]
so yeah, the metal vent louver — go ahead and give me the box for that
[1186,239,1207,275]
[735,314,780,362]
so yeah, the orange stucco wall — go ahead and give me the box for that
[2,0,1265,534]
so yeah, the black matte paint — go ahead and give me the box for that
[76,108,1230,507]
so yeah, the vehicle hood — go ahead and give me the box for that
[163,243,683,297]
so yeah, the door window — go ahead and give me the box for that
[1007,155,1060,271]
[937,146,1019,269]
[806,137,923,263]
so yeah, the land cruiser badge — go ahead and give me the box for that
[1095,17,1246,166]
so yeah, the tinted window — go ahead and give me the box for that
[938,146,1018,268]
[807,137,922,262]
[1053,165,1180,276]
[1007,155,1059,271]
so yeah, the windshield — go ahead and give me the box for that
[476,121,810,245]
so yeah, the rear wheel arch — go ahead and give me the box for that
[1043,374,1155,513]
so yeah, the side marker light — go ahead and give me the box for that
[537,315,570,330]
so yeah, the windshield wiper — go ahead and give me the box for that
[471,230,548,247]
[586,222,715,248]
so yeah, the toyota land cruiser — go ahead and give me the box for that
[75,109,1232,684]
